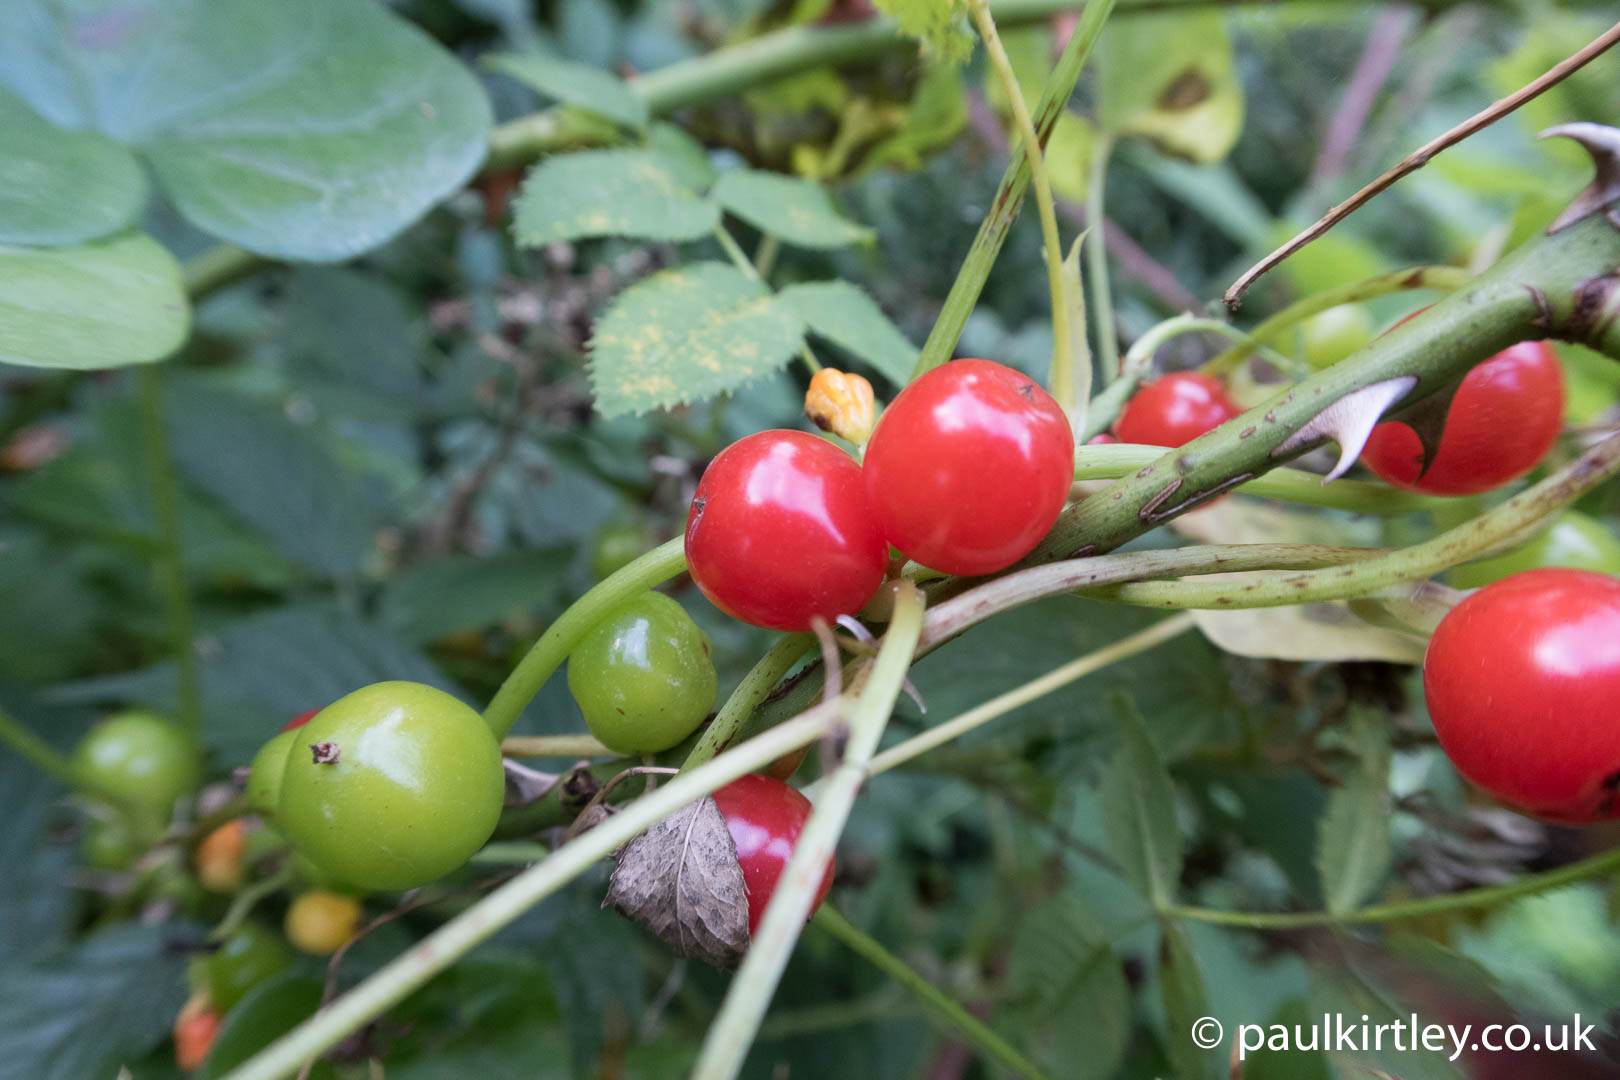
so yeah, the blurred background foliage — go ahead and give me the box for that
[3,0,1620,1077]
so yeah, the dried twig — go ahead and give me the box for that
[1225,19,1620,309]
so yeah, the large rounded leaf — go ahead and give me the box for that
[0,233,187,369]
[0,0,493,261]
[0,88,145,246]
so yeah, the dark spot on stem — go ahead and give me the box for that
[1239,426,1257,439]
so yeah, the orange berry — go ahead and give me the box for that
[194,819,248,893]
[804,368,876,446]
[173,991,222,1071]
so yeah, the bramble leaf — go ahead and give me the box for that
[711,170,874,250]
[777,281,918,385]
[486,53,647,130]
[514,149,719,246]
[588,263,806,417]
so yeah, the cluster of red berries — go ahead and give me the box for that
[685,358,1075,630]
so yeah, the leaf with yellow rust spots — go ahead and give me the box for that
[588,263,807,417]
[711,170,874,250]
[513,149,718,246]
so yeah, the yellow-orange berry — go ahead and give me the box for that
[194,819,248,893]
[804,368,876,446]
[173,991,222,1071]
[284,890,364,956]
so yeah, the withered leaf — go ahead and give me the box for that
[604,796,749,969]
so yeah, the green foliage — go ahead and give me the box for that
[1099,695,1183,907]
[1314,712,1394,915]
[588,262,807,416]
[1096,11,1244,163]
[776,281,918,385]
[0,925,191,1080]
[513,149,720,245]
[0,0,491,262]
[1003,892,1131,1079]
[1160,924,1217,1080]
[486,53,648,131]
[0,235,187,369]
[874,0,974,64]
[711,170,875,250]
[0,88,147,247]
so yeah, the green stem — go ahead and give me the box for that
[498,734,615,758]
[212,867,294,941]
[812,905,1050,1080]
[1167,844,1620,929]
[221,700,846,1080]
[137,366,201,741]
[968,0,1075,414]
[712,224,821,374]
[468,841,551,865]
[913,0,1115,380]
[1072,442,1445,514]
[754,233,781,280]
[867,613,1197,776]
[692,583,926,1080]
[683,632,815,771]
[1025,212,1620,564]
[1088,134,1119,381]
[482,537,687,740]
[0,708,79,791]
[182,245,269,300]
[1200,265,1474,377]
[1083,430,1620,610]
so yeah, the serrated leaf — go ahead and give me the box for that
[513,149,719,246]
[1307,966,1459,1080]
[1099,695,1182,906]
[1316,714,1393,916]
[711,170,874,250]
[0,87,145,246]
[1161,923,1216,1080]
[873,0,974,64]
[0,0,491,260]
[164,383,374,579]
[377,548,571,644]
[588,262,806,417]
[47,604,457,762]
[486,53,647,130]
[1005,892,1131,1079]
[647,122,717,192]
[606,796,751,969]
[0,925,191,1080]
[0,233,187,370]
[776,281,918,385]
[1097,12,1243,163]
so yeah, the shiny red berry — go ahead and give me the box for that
[1361,339,1563,495]
[1423,568,1620,823]
[1114,372,1240,448]
[710,774,835,936]
[282,709,320,732]
[685,430,887,631]
[862,359,1074,576]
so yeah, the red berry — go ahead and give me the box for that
[710,774,835,936]
[282,709,320,732]
[1361,339,1563,495]
[1114,372,1240,448]
[862,359,1074,576]
[1423,568,1620,823]
[686,430,887,631]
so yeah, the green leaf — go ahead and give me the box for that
[647,122,717,192]
[856,61,968,176]
[377,549,572,644]
[1046,111,1097,204]
[485,53,648,130]
[1056,234,1091,424]
[588,262,806,417]
[0,88,145,246]
[199,976,334,1080]
[872,0,973,64]
[0,925,191,1080]
[1099,694,1183,906]
[0,697,80,963]
[776,281,918,386]
[710,170,874,250]
[1096,11,1244,163]
[0,233,188,370]
[1315,713,1394,916]
[513,149,719,246]
[164,383,375,580]
[1161,923,1217,1080]
[1005,892,1131,1079]
[0,0,492,260]
[1307,966,1459,1080]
